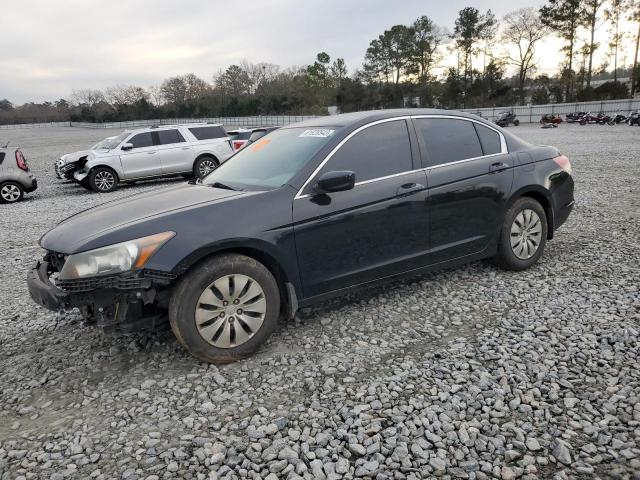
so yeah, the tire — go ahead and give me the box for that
[193,156,219,179]
[513,119,520,126]
[169,253,280,363]
[88,167,118,193]
[0,181,24,203]
[493,197,548,271]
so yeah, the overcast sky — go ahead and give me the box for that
[0,0,632,104]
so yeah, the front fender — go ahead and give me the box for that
[170,237,301,298]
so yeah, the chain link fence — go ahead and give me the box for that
[461,98,640,123]
[1,99,639,129]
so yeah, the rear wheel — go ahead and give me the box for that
[513,119,520,126]
[494,197,548,271]
[194,156,219,179]
[89,167,118,193]
[169,254,280,363]
[0,182,24,203]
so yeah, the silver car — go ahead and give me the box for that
[72,124,234,192]
[0,146,38,203]
[55,136,116,179]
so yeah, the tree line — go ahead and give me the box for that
[1,0,639,125]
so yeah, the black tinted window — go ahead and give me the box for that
[129,132,154,149]
[249,131,267,142]
[189,126,227,140]
[156,129,185,145]
[474,123,501,155]
[318,120,412,184]
[0,152,5,164]
[416,118,482,165]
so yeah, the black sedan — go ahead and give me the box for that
[28,109,575,363]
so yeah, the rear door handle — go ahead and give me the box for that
[147,151,157,155]
[181,147,190,150]
[396,182,425,196]
[489,162,509,173]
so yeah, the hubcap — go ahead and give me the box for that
[510,209,542,260]
[1,184,21,202]
[195,274,266,348]
[198,159,217,177]
[94,171,115,191]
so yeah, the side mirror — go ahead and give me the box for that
[121,143,133,151]
[313,170,355,194]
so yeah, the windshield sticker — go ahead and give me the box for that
[299,129,335,138]
[250,138,271,152]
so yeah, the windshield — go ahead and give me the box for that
[91,136,116,150]
[100,132,129,150]
[203,127,337,190]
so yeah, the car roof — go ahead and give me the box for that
[286,108,501,128]
[124,123,223,134]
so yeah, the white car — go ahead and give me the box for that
[71,124,234,192]
[55,136,116,179]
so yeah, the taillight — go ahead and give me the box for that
[233,140,246,150]
[15,150,28,171]
[553,155,572,175]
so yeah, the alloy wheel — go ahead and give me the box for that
[94,171,115,191]
[510,209,543,260]
[195,274,266,348]
[0,184,21,202]
[198,159,217,177]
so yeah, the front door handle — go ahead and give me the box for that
[396,182,425,196]
[489,162,509,173]
[147,151,157,155]
[181,147,190,150]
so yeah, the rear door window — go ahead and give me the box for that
[415,118,483,166]
[128,132,154,149]
[156,129,185,145]
[473,123,501,155]
[313,120,413,186]
[0,152,5,165]
[189,126,227,140]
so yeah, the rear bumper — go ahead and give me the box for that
[25,178,38,193]
[555,200,574,230]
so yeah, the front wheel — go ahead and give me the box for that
[0,182,24,203]
[493,197,548,271]
[89,167,118,193]
[169,254,280,363]
[513,119,520,126]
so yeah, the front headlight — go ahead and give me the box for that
[58,232,175,280]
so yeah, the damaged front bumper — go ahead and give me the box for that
[27,258,176,330]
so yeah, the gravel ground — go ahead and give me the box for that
[0,124,639,480]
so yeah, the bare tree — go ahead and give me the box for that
[147,85,163,106]
[71,88,105,107]
[581,0,607,90]
[502,8,549,105]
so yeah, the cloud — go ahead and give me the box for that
[0,0,622,104]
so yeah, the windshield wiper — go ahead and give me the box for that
[210,182,236,191]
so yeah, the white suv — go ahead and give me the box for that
[72,124,234,192]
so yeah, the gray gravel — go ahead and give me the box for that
[1,124,639,479]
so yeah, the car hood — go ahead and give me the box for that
[60,150,89,163]
[40,184,248,254]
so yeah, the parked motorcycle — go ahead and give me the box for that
[579,112,614,125]
[540,114,563,125]
[612,112,628,124]
[566,112,587,123]
[626,111,640,126]
[495,110,519,127]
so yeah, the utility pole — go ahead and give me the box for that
[632,22,640,98]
